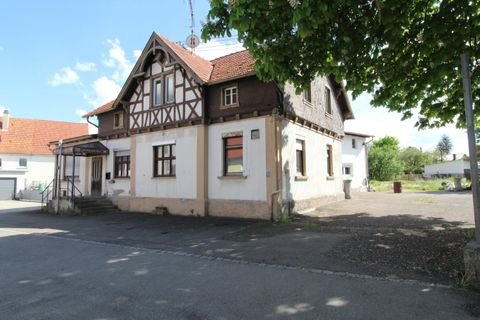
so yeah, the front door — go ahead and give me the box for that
[91,157,102,196]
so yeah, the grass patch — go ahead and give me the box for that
[370,178,463,192]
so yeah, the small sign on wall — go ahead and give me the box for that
[251,129,260,140]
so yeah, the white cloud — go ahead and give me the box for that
[103,38,133,83]
[75,109,87,117]
[345,93,469,155]
[133,49,142,60]
[87,76,121,107]
[193,39,245,60]
[75,61,96,72]
[49,67,80,86]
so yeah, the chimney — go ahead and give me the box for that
[2,110,9,131]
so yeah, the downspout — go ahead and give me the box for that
[86,116,98,129]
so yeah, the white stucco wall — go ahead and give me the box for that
[0,154,55,193]
[342,134,369,191]
[135,127,197,199]
[424,160,470,177]
[208,118,267,201]
[102,138,131,197]
[281,121,343,202]
[59,155,87,197]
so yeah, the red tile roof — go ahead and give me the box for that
[209,50,255,83]
[84,100,115,117]
[159,34,213,83]
[0,118,88,155]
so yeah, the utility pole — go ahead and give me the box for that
[461,53,480,243]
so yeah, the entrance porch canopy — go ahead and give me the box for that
[55,141,109,157]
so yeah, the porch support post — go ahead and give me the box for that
[72,152,76,201]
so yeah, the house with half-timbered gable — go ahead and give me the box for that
[50,32,353,219]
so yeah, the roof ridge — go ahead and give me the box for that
[157,33,212,65]
[9,117,89,125]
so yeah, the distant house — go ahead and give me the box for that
[341,132,372,192]
[424,159,470,178]
[0,110,88,200]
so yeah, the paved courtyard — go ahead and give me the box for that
[0,192,478,319]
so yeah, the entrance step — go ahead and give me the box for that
[74,196,119,215]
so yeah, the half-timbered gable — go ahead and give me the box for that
[115,33,212,133]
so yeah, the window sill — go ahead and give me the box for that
[113,177,130,179]
[303,99,312,107]
[218,175,247,180]
[152,176,176,179]
[325,112,333,118]
[220,103,240,110]
[326,176,335,181]
[295,175,308,181]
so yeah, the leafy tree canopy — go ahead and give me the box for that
[368,136,404,180]
[399,146,433,174]
[436,134,453,160]
[202,0,480,128]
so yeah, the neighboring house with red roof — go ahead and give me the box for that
[0,110,88,199]
[52,32,353,219]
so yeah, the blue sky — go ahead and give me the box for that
[0,0,469,154]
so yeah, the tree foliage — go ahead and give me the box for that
[202,0,480,128]
[436,134,453,161]
[368,136,404,181]
[399,146,433,174]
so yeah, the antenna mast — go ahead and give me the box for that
[186,0,200,52]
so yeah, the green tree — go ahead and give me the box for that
[202,0,480,128]
[436,134,453,161]
[368,136,404,181]
[399,147,432,174]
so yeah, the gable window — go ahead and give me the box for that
[303,84,312,104]
[19,158,27,168]
[326,144,334,177]
[113,111,124,129]
[325,86,332,115]
[114,151,130,178]
[222,86,238,107]
[63,156,80,180]
[154,79,162,106]
[153,143,176,177]
[165,74,174,104]
[296,139,306,177]
[223,136,243,175]
[352,138,356,149]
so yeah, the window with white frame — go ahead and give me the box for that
[303,84,312,104]
[325,86,332,114]
[114,151,130,178]
[113,111,124,129]
[326,144,334,177]
[296,139,306,176]
[222,85,238,107]
[165,74,174,104]
[153,143,176,177]
[18,158,27,168]
[223,135,243,175]
[154,79,162,106]
[343,164,353,176]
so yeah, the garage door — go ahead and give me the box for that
[0,178,16,200]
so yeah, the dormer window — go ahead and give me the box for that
[113,111,124,129]
[222,85,238,107]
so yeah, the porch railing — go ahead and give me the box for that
[40,180,54,209]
